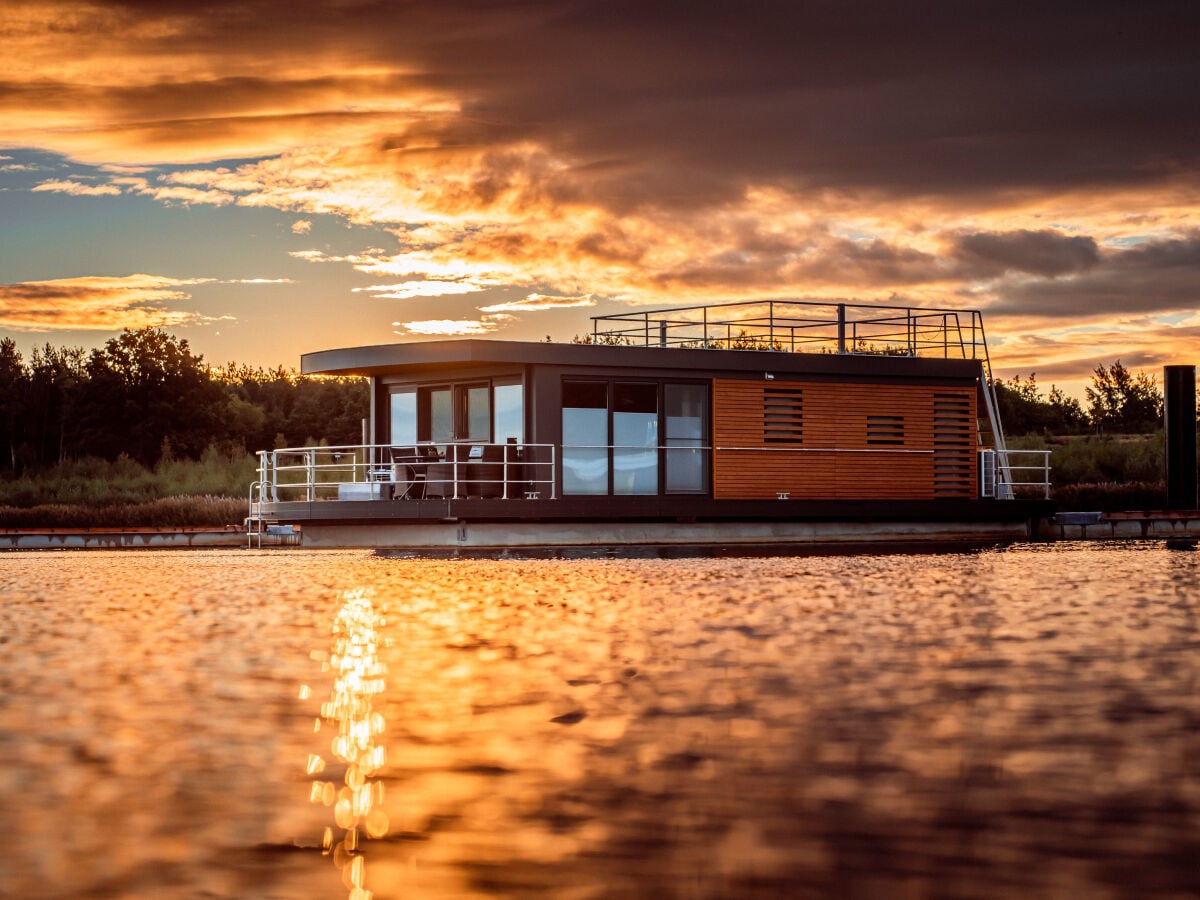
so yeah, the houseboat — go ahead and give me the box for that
[249,300,1052,549]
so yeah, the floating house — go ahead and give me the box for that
[250,300,1052,548]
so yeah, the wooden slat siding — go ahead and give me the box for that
[712,380,976,499]
[932,391,977,497]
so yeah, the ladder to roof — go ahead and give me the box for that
[972,332,1014,499]
[944,310,1013,499]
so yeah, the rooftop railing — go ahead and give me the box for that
[591,299,989,360]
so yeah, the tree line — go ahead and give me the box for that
[0,326,1174,476]
[0,328,367,475]
[990,360,1164,436]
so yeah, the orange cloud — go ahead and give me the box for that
[479,293,595,313]
[396,319,498,336]
[0,274,215,331]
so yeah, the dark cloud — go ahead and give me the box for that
[951,229,1101,278]
[989,232,1200,317]
[994,347,1179,383]
[61,0,1200,210]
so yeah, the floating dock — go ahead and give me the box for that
[2,525,299,550]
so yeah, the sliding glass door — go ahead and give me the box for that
[562,379,707,496]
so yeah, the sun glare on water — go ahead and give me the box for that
[303,588,390,899]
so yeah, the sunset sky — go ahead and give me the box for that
[2,0,1198,396]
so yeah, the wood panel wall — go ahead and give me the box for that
[712,379,977,499]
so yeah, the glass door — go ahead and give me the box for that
[562,380,608,494]
[613,382,658,495]
[664,384,708,493]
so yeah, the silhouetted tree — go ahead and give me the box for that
[1085,360,1162,433]
[80,329,228,464]
[990,373,1088,435]
[26,343,86,466]
[0,338,26,472]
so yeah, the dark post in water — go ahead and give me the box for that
[1163,365,1197,510]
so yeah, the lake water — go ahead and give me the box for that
[0,543,1197,899]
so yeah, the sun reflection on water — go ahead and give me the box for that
[304,588,390,899]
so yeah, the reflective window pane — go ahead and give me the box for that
[665,383,707,493]
[465,385,490,441]
[562,406,608,494]
[613,383,658,495]
[390,390,417,446]
[493,383,524,442]
[429,388,453,443]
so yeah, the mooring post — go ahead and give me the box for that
[1164,365,1197,510]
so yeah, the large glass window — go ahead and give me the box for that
[562,380,609,495]
[429,387,454,443]
[464,385,490,442]
[493,383,524,442]
[613,382,658,495]
[561,379,709,497]
[389,390,417,446]
[665,384,708,493]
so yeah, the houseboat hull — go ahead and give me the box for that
[270,496,1050,549]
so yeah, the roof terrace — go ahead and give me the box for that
[591,299,992,362]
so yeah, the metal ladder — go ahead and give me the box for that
[976,361,1014,500]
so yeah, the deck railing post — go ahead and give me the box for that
[308,449,317,502]
[837,303,846,353]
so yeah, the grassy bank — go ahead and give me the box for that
[0,496,248,529]
[0,448,257,528]
[1008,432,1173,512]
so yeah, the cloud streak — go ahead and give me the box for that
[0,274,214,331]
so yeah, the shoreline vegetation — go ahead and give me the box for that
[1,328,1192,528]
[0,450,257,528]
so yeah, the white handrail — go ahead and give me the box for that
[258,443,558,502]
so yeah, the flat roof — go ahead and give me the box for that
[302,338,984,381]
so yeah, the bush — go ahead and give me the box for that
[1049,434,1164,485]
[0,446,259,509]
[1051,481,1166,513]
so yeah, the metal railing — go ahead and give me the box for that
[254,440,1052,507]
[981,449,1052,499]
[254,443,558,503]
[591,299,990,360]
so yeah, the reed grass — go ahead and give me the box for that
[0,446,257,527]
[1050,481,1167,513]
[0,496,248,529]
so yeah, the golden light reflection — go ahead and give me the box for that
[305,588,390,900]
